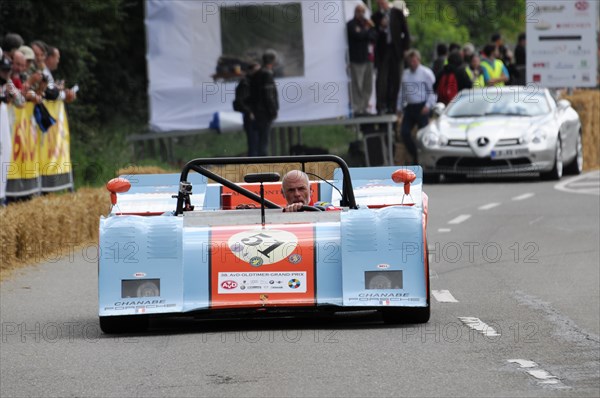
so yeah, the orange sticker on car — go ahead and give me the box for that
[210,224,315,308]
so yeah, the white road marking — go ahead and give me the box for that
[529,216,544,225]
[448,214,471,224]
[507,360,566,387]
[437,228,451,233]
[478,202,500,210]
[432,290,458,303]
[458,317,500,337]
[507,359,537,368]
[527,369,560,384]
[555,170,600,196]
[512,192,535,201]
[568,181,600,188]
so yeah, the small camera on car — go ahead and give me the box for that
[179,181,192,194]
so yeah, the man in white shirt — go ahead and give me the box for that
[397,49,436,163]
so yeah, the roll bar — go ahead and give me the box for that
[175,155,356,215]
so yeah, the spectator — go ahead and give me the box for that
[373,0,411,114]
[44,45,76,102]
[10,50,26,90]
[1,33,24,61]
[466,53,487,88]
[434,50,472,105]
[397,49,435,163]
[18,45,35,75]
[46,46,60,72]
[462,42,475,64]
[347,4,377,116]
[431,43,448,77]
[0,56,25,108]
[246,50,279,156]
[481,44,509,87]
[513,33,526,85]
[448,42,461,54]
[491,32,512,66]
[26,40,59,101]
[234,60,260,152]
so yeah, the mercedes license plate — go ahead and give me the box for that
[490,148,529,159]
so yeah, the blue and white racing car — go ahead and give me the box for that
[98,155,430,333]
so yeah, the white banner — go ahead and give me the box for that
[526,0,598,87]
[145,0,364,132]
[0,103,12,200]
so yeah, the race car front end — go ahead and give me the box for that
[98,156,430,333]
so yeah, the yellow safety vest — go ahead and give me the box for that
[480,59,505,87]
[466,67,485,88]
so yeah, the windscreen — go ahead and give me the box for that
[446,90,551,118]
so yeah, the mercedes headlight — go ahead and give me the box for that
[422,131,447,148]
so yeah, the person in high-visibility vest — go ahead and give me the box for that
[480,44,509,87]
[466,53,486,88]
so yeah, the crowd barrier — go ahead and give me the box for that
[0,101,73,200]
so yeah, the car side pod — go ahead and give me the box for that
[391,169,416,205]
[106,177,131,206]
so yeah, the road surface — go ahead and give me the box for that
[1,172,599,397]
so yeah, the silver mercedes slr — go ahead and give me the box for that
[416,87,583,182]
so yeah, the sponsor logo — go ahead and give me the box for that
[228,229,299,266]
[556,22,591,29]
[260,294,269,302]
[359,293,406,298]
[477,137,490,147]
[535,5,564,13]
[249,256,264,267]
[288,278,301,289]
[133,272,146,278]
[555,62,574,70]
[377,263,391,269]
[532,62,549,69]
[221,280,238,289]
[575,1,588,11]
[288,253,302,264]
[533,74,541,82]
[113,299,165,306]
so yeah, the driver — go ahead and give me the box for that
[281,170,340,212]
[281,170,311,212]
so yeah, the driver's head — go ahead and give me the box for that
[281,170,310,205]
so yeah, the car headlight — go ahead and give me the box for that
[422,132,447,148]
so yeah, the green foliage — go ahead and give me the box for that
[0,0,147,131]
[386,0,526,63]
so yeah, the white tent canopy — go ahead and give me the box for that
[145,0,365,132]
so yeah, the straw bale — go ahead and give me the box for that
[564,89,599,170]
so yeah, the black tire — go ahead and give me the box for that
[381,306,431,324]
[541,137,563,180]
[564,132,583,175]
[99,315,149,334]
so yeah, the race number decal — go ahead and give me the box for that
[210,224,315,308]
[228,230,298,265]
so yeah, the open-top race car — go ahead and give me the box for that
[98,155,430,333]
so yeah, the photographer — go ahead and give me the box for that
[0,56,25,108]
[347,4,376,116]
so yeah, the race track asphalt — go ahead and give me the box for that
[1,172,598,397]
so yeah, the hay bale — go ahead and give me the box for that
[0,188,109,280]
[564,89,599,171]
[116,165,176,176]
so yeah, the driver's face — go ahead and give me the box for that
[282,174,310,205]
